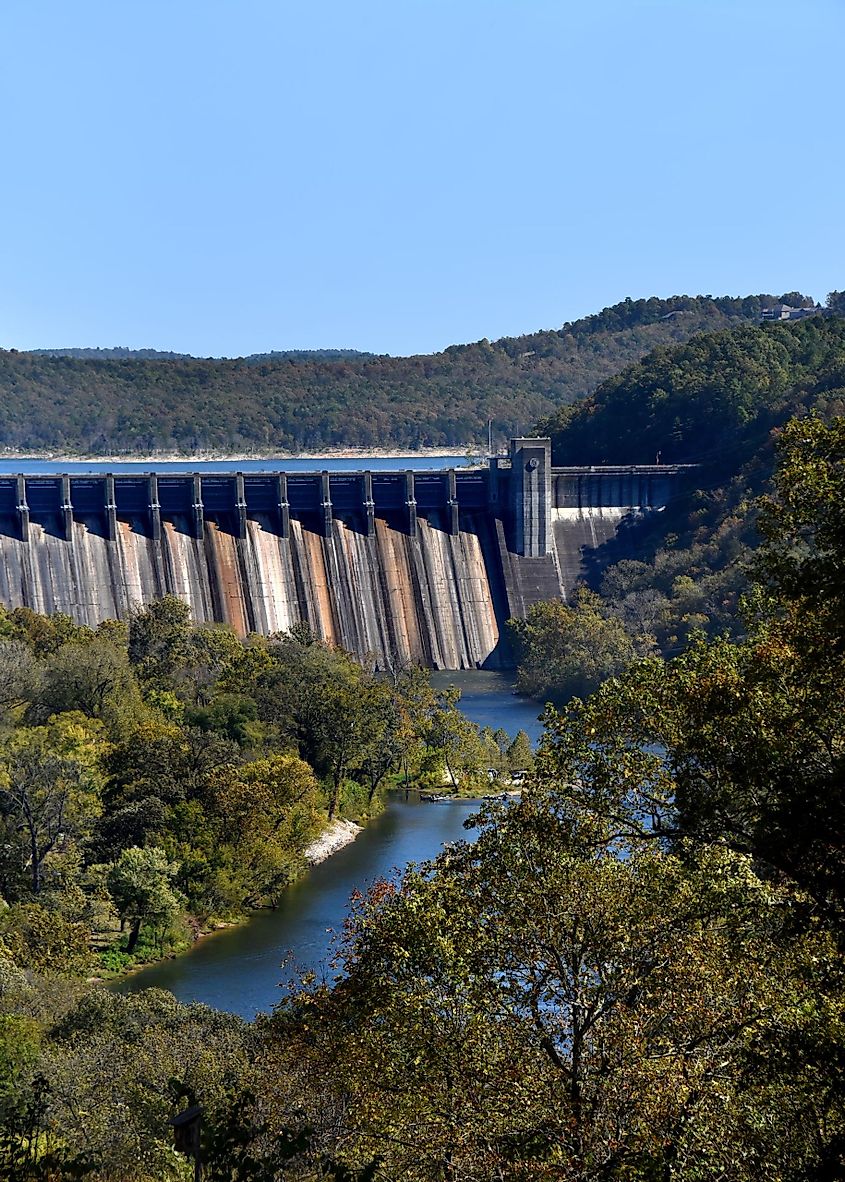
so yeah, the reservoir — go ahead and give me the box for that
[118,672,543,1018]
[4,454,473,475]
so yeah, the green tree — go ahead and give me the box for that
[0,903,92,976]
[208,754,322,904]
[33,636,134,721]
[478,726,506,774]
[262,807,823,1181]
[248,411,845,1180]
[5,608,90,657]
[13,985,252,1182]
[0,715,105,896]
[128,596,192,686]
[106,847,182,955]
[424,686,486,789]
[176,624,244,706]
[755,413,845,625]
[356,679,405,805]
[0,639,40,718]
[506,728,534,773]
[509,589,638,703]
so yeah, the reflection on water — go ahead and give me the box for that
[429,669,545,745]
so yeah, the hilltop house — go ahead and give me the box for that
[761,303,821,322]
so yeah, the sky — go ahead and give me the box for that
[1,0,843,358]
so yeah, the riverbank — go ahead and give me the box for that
[99,815,364,983]
[423,789,522,801]
[115,793,483,1015]
[304,818,363,864]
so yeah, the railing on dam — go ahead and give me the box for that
[551,464,698,512]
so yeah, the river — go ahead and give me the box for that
[117,672,544,1018]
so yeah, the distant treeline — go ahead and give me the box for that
[0,293,809,454]
[28,347,376,362]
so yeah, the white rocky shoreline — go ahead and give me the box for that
[304,818,363,865]
[0,445,482,464]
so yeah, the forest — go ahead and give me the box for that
[510,312,845,702]
[0,602,531,984]
[0,293,810,455]
[0,408,843,1179]
[1,298,844,1179]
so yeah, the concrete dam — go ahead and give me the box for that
[0,440,693,669]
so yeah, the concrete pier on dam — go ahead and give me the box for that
[0,440,695,670]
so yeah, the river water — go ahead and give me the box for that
[118,672,544,1017]
[3,454,473,474]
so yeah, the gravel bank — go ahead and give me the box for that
[304,819,363,865]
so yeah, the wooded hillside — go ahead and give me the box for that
[541,314,845,467]
[0,293,804,454]
[513,315,845,702]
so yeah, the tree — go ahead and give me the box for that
[0,640,40,717]
[356,680,404,805]
[261,802,823,1181]
[478,726,506,774]
[9,986,252,1182]
[508,589,638,703]
[208,754,322,904]
[0,903,92,976]
[107,847,182,956]
[33,637,134,721]
[506,729,534,773]
[389,664,441,792]
[128,596,192,686]
[0,716,105,897]
[423,686,486,789]
[257,633,375,818]
[779,290,814,309]
[175,624,244,706]
[4,608,90,657]
[247,412,845,1180]
[755,414,845,627]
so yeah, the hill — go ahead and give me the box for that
[0,293,808,454]
[540,313,845,468]
[513,314,845,700]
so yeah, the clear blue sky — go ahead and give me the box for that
[1,0,842,357]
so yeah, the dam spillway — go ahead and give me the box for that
[0,442,695,669]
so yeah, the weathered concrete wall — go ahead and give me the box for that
[509,438,552,557]
[550,465,693,598]
[0,510,508,669]
[0,450,696,668]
